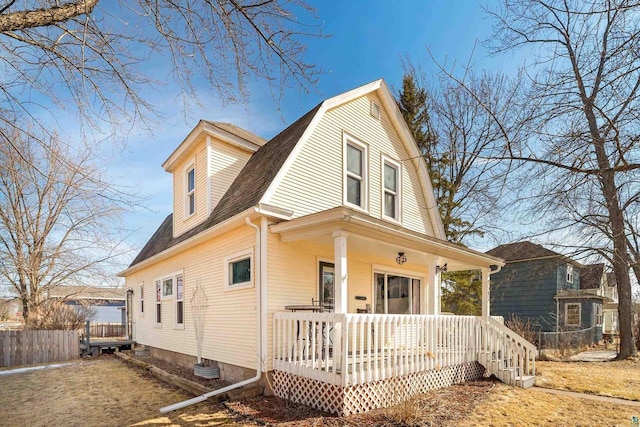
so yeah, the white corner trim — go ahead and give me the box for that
[207,136,213,214]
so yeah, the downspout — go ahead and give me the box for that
[159,216,266,413]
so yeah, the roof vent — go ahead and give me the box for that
[370,101,380,120]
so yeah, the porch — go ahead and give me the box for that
[272,312,536,415]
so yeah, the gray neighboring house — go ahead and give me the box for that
[486,242,612,346]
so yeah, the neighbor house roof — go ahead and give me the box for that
[580,263,604,290]
[129,103,322,267]
[555,288,611,301]
[486,241,563,262]
[46,285,125,300]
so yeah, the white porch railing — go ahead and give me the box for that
[273,312,535,388]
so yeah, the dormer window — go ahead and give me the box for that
[344,135,368,210]
[186,165,195,217]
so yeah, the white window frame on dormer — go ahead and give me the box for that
[224,248,254,290]
[381,155,402,223]
[566,264,574,283]
[185,161,196,218]
[343,133,369,212]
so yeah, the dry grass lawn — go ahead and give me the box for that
[536,358,640,400]
[2,355,640,426]
[0,356,252,427]
[460,383,638,426]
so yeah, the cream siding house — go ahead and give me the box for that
[119,80,536,415]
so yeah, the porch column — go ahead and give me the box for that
[481,267,490,320]
[333,230,348,313]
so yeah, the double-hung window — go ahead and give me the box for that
[186,165,195,217]
[344,136,368,210]
[565,303,581,326]
[139,283,144,316]
[382,158,401,221]
[225,249,253,290]
[155,281,162,325]
[175,275,184,327]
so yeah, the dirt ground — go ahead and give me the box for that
[1,355,640,426]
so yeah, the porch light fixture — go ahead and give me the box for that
[396,252,407,265]
[436,263,448,274]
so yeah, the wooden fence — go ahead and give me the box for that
[86,322,125,339]
[0,330,80,368]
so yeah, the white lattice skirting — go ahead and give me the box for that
[272,362,487,415]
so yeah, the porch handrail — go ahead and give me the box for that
[486,316,538,355]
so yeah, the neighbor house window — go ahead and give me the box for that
[344,135,368,210]
[565,303,581,326]
[155,281,162,325]
[175,275,184,327]
[186,164,195,217]
[382,157,401,221]
[139,283,144,316]
[225,249,253,289]
[566,264,574,283]
[594,303,603,325]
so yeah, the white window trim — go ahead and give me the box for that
[343,133,369,212]
[565,302,581,327]
[381,155,402,223]
[174,274,185,329]
[184,160,196,219]
[224,248,254,290]
[566,264,574,283]
[138,282,144,317]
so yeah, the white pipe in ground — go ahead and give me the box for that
[160,216,266,413]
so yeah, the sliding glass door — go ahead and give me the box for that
[374,272,421,314]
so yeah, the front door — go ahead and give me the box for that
[319,261,335,312]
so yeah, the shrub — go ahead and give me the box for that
[505,315,540,346]
[23,299,94,330]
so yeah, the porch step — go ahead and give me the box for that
[517,375,536,389]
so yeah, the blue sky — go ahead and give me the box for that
[112,1,520,258]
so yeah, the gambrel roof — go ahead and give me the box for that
[126,80,446,271]
[129,104,321,267]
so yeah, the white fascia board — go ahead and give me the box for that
[375,80,447,240]
[117,207,259,277]
[163,121,262,172]
[259,79,384,205]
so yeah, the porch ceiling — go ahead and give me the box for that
[269,207,504,271]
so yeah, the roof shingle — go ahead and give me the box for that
[129,103,322,267]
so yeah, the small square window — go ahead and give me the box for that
[225,249,253,289]
[231,258,251,285]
